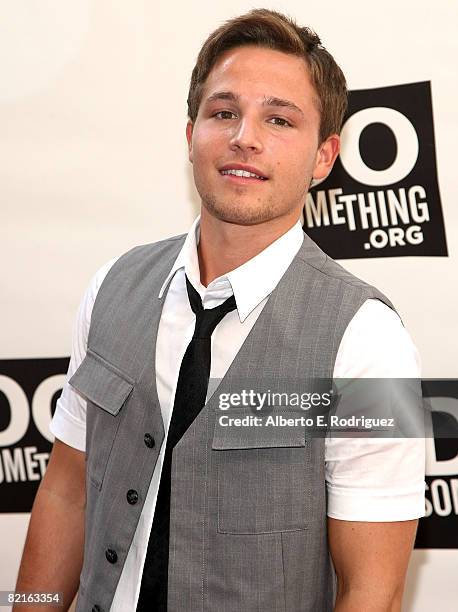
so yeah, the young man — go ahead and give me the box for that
[15,8,425,612]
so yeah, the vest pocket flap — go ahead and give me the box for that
[212,409,306,450]
[69,349,134,416]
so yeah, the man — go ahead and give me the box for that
[15,8,425,612]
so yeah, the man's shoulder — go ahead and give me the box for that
[96,233,186,281]
[85,233,186,314]
[295,232,396,311]
[117,232,187,263]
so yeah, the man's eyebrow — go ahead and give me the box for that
[205,91,239,104]
[262,96,304,117]
[205,92,304,117]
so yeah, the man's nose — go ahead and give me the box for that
[229,118,263,153]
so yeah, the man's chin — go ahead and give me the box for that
[202,201,276,227]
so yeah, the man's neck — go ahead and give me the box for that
[197,209,301,287]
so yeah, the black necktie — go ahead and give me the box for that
[136,275,237,611]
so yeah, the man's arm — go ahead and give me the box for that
[14,438,86,612]
[328,517,418,611]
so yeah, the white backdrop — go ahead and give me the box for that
[1,1,457,609]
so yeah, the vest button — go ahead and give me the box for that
[144,433,155,448]
[126,489,139,505]
[92,607,101,612]
[105,548,118,564]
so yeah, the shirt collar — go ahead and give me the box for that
[159,215,304,322]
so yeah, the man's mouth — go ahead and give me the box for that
[219,165,268,181]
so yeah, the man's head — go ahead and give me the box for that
[186,9,347,228]
[188,9,347,145]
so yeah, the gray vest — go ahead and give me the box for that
[69,232,395,612]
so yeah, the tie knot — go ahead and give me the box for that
[186,275,237,339]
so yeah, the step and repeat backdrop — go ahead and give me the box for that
[1,1,457,610]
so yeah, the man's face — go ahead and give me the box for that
[186,45,339,228]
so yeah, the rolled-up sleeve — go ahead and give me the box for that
[49,257,119,451]
[326,298,426,521]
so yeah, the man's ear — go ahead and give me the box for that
[312,134,340,181]
[186,120,194,163]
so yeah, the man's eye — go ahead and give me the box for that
[268,117,292,127]
[214,111,236,120]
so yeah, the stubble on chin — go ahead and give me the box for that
[199,190,279,226]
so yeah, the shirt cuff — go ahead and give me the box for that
[49,402,87,452]
[326,482,426,521]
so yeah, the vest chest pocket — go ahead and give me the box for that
[212,411,310,535]
[69,349,135,490]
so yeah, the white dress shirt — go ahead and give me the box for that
[50,216,425,611]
